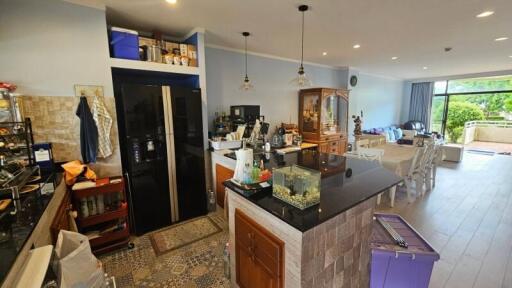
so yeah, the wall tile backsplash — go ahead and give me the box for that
[21,95,122,177]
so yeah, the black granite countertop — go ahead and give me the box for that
[224,150,402,232]
[0,172,61,284]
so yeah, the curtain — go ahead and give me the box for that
[408,82,434,131]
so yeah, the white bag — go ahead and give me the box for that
[53,230,105,288]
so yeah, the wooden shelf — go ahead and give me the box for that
[78,202,128,228]
[89,224,130,249]
[72,177,124,199]
[110,58,200,75]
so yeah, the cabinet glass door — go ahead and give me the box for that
[321,94,348,136]
[338,96,348,136]
[302,94,319,133]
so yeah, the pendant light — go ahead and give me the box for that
[291,5,312,87]
[240,32,254,91]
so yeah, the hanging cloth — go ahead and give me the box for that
[76,96,98,163]
[91,95,113,158]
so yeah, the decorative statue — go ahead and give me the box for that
[352,115,363,137]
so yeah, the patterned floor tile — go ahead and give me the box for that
[100,212,230,288]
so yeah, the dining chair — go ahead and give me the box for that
[355,139,370,149]
[354,148,389,205]
[404,145,426,202]
[425,143,442,191]
[369,138,380,148]
[418,143,435,196]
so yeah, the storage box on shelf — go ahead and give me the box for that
[109,26,199,68]
[70,176,131,254]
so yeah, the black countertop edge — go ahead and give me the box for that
[224,178,402,233]
[0,172,62,285]
[222,150,403,232]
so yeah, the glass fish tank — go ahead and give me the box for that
[272,165,321,210]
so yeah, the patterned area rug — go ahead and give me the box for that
[150,216,222,256]
[100,212,230,288]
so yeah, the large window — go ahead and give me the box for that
[431,75,512,143]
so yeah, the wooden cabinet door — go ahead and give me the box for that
[215,164,234,208]
[235,209,284,288]
[338,138,347,155]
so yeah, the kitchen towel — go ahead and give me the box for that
[76,96,98,163]
[91,95,113,158]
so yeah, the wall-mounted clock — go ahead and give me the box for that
[350,75,358,87]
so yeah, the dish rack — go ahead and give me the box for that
[0,166,40,214]
[0,118,35,166]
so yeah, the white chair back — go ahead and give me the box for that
[408,146,425,177]
[357,148,384,165]
[356,139,370,149]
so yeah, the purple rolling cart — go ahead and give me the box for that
[370,213,440,288]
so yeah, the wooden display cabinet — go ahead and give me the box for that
[70,176,132,254]
[299,88,349,155]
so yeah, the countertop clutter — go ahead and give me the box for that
[110,27,198,67]
[0,172,58,284]
[224,149,402,232]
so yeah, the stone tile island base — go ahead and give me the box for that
[227,188,376,288]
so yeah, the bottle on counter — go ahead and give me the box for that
[87,196,97,215]
[80,198,89,218]
[251,160,260,182]
[96,194,105,214]
[243,163,252,184]
[104,193,111,211]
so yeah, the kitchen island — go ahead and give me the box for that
[224,150,402,288]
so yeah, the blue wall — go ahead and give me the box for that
[205,47,405,137]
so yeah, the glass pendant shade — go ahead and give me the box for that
[240,75,254,91]
[291,65,312,87]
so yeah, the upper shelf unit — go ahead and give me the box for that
[107,26,204,77]
[109,58,200,75]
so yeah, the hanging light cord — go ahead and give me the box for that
[300,9,305,69]
[245,35,248,78]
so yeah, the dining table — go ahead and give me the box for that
[345,143,418,207]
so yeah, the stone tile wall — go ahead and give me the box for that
[301,197,375,288]
[21,95,122,177]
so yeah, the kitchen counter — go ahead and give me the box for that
[224,149,402,287]
[0,173,61,286]
[224,149,402,232]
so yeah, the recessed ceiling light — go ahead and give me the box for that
[423,66,428,70]
[353,44,361,49]
[495,37,508,41]
[166,0,177,4]
[322,52,327,56]
[391,56,398,60]
[476,11,494,18]
[509,55,512,58]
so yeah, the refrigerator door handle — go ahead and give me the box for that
[162,86,180,222]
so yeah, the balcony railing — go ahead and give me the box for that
[463,121,512,144]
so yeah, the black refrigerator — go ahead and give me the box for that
[115,82,207,235]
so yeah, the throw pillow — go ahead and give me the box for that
[394,128,403,140]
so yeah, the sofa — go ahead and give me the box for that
[363,126,417,143]
[403,120,426,134]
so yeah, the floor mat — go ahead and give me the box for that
[150,216,222,256]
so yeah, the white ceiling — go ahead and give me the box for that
[103,0,512,79]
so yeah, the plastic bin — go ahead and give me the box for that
[110,27,139,60]
[370,213,440,288]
